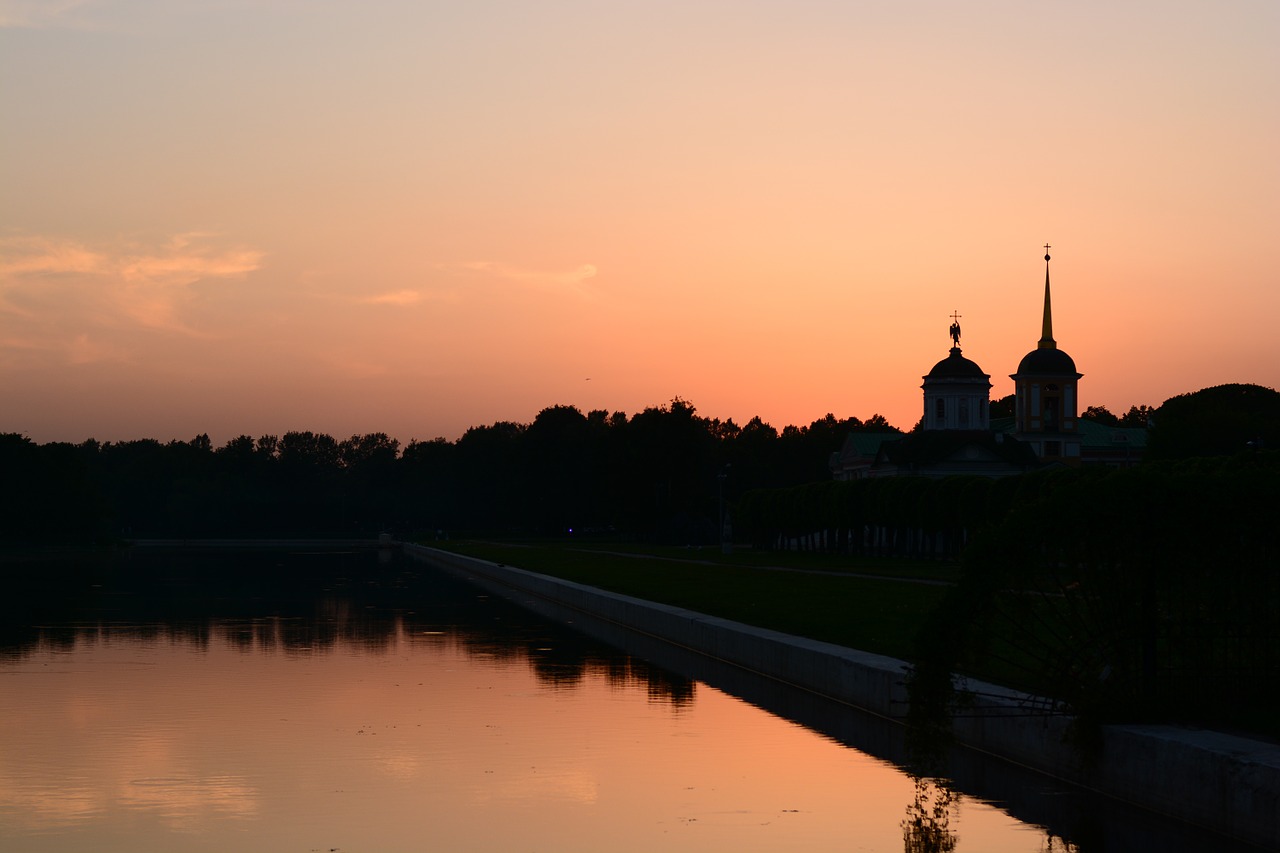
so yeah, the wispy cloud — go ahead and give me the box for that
[0,232,263,360]
[0,237,104,281]
[114,234,262,333]
[117,233,261,285]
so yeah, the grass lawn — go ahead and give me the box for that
[424,539,952,662]
[421,539,1280,742]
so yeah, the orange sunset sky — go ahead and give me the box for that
[3,1,1277,445]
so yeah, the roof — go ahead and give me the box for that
[993,417,1148,450]
[1014,346,1080,377]
[876,430,1038,469]
[926,347,989,380]
[829,431,906,479]
[838,431,902,459]
[1077,419,1148,450]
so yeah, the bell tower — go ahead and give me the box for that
[1011,246,1083,461]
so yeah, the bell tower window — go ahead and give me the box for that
[1044,396,1059,431]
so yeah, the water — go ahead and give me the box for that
[0,547,1251,852]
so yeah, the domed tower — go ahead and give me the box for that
[922,312,991,430]
[1011,247,1083,461]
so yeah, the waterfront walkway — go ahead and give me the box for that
[405,542,1279,850]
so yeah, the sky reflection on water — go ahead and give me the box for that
[0,547,1229,852]
[2,617,1052,853]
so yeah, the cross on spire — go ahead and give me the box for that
[1039,244,1056,347]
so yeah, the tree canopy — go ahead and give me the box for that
[1,403,901,544]
[1146,383,1279,460]
[6,382,1269,545]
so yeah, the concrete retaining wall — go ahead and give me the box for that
[403,544,1279,849]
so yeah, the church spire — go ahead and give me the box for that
[1038,244,1056,350]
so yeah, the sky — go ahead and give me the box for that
[3,0,1277,445]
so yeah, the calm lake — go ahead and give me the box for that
[0,546,1251,852]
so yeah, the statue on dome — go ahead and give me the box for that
[949,311,962,348]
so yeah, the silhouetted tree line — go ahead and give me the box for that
[4,383,1272,547]
[1,399,899,544]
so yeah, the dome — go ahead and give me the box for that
[927,347,988,379]
[1015,346,1078,376]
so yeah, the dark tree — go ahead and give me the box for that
[1146,384,1280,460]
[1082,405,1120,426]
[1119,404,1154,428]
[278,431,341,470]
[524,405,594,533]
[400,437,460,534]
[0,434,107,544]
[339,433,399,469]
[453,421,529,530]
[989,394,1015,419]
[620,398,716,540]
[861,414,896,431]
[728,416,781,493]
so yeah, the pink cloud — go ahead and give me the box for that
[0,232,263,334]
[0,232,264,368]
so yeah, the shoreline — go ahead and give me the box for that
[403,542,1279,850]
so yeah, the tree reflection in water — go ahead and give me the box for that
[901,774,956,853]
[0,546,698,708]
[900,776,1083,853]
[1041,834,1080,852]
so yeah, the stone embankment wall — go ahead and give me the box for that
[403,544,1278,850]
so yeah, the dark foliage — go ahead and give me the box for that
[0,402,898,545]
[909,452,1280,737]
[988,394,1016,419]
[1081,404,1120,426]
[1145,383,1279,460]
